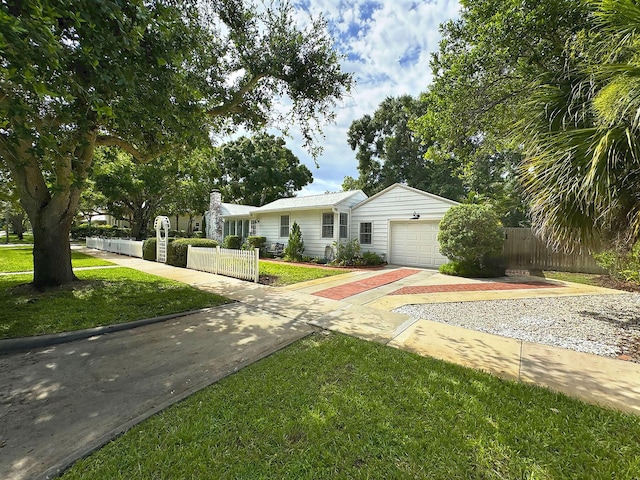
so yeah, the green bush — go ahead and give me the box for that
[361,251,385,266]
[71,223,131,240]
[283,222,305,261]
[167,238,218,267]
[245,236,266,251]
[143,238,157,261]
[169,229,190,238]
[438,204,504,269]
[594,239,640,283]
[223,235,242,249]
[439,261,504,278]
[332,239,361,266]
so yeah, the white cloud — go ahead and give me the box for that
[251,1,461,196]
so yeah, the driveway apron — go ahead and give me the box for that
[0,303,312,480]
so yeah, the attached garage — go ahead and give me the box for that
[350,183,459,269]
[389,221,448,268]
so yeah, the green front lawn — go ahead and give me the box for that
[0,232,34,244]
[0,268,229,339]
[63,333,640,479]
[260,260,349,286]
[0,246,113,272]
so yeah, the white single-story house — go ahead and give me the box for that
[207,183,459,269]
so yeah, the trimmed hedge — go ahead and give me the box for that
[439,260,504,278]
[167,238,218,267]
[245,236,266,251]
[143,238,157,261]
[437,204,503,268]
[71,223,131,240]
[223,235,242,249]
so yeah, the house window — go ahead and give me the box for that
[250,219,257,236]
[339,213,348,239]
[322,213,334,238]
[359,222,372,244]
[230,221,236,236]
[280,215,290,237]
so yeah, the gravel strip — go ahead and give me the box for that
[393,294,640,361]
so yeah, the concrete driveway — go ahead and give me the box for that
[0,303,312,480]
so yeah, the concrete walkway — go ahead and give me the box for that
[2,249,639,479]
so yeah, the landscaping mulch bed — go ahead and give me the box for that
[595,275,640,292]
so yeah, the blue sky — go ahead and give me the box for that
[230,0,461,196]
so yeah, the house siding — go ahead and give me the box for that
[350,185,456,258]
[253,191,368,258]
[255,210,339,258]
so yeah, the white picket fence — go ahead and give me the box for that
[187,246,259,283]
[86,237,144,258]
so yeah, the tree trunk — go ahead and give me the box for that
[187,215,193,235]
[30,203,77,288]
[131,206,152,241]
[10,212,25,240]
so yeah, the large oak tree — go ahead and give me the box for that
[0,0,351,287]
[214,133,312,206]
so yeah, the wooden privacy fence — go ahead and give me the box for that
[187,246,260,282]
[86,237,144,258]
[502,228,605,274]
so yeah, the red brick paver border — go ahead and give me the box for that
[390,281,563,295]
[313,269,421,300]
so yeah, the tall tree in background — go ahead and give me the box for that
[519,0,640,248]
[345,95,463,199]
[0,168,27,241]
[415,0,590,154]
[92,150,181,240]
[0,0,351,287]
[214,134,313,206]
[410,0,591,226]
[165,149,221,235]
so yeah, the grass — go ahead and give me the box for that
[0,232,34,244]
[62,333,640,479]
[0,246,114,272]
[543,270,603,286]
[0,267,229,339]
[260,260,350,285]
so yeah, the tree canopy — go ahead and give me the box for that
[344,95,463,199]
[519,0,640,248]
[0,0,352,286]
[214,133,312,206]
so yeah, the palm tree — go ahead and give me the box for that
[519,0,640,250]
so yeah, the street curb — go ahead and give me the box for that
[0,306,229,356]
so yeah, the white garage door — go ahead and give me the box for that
[390,221,447,268]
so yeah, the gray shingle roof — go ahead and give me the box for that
[221,203,255,217]
[252,190,364,213]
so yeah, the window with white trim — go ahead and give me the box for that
[322,213,334,238]
[280,215,290,237]
[339,213,348,239]
[250,219,257,236]
[359,222,372,244]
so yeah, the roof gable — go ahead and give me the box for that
[351,183,459,211]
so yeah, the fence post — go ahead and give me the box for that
[254,247,259,283]
[215,246,220,275]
